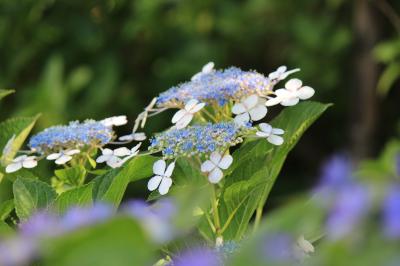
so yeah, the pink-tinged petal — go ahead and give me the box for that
[281,97,299,106]
[153,160,167,176]
[46,153,60,160]
[113,147,131,157]
[268,135,284,146]
[164,162,175,177]
[190,102,205,113]
[22,159,37,168]
[234,113,250,125]
[65,149,80,156]
[285,78,302,91]
[231,103,246,115]
[210,152,222,165]
[243,95,258,109]
[172,109,188,124]
[184,99,199,111]
[148,176,162,191]
[55,155,72,165]
[259,123,272,134]
[249,105,267,121]
[159,177,172,195]
[297,86,315,100]
[176,113,193,129]
[201,160,216,172]
[208,168,223,184]
[272,128,284,135]
[6,162,22,173]
[218,155,233,170]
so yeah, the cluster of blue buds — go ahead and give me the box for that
[28,120,114,154]
[156,67,273,108]
[149,122,253,159]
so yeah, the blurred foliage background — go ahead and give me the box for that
[0,0,399,205]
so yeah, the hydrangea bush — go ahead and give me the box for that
[0,64,398,266]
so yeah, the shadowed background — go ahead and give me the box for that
[0,0,399,204]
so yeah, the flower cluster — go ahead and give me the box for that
[28,120,114,154]
[149,122,252,159]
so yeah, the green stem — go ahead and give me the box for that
[253,203,263,232]
[211,185,221,237]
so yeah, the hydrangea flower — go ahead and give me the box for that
[149,122,252,159]
[119,132,146,142]
[191,62,215,81]
[174,247,222,266]
[28,120,114,154]
[266,78,314,107]
[156,67,273,108]
[101,115,128,127]
[256,123,285,145]
[147,160,175,195]
[382,185,400,239]
[201,152,233,183]
[171,99,205,129]
[232,95,268,125]
[96,144,141,168]
[268,65,300,81]
[46,149,80,165]
[5,155,37,173]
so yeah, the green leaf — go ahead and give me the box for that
[52,183,94,214]
[0,89,15,100]
[0,220,13,236]
[13,177,57,220]
[55,165,87,187]
[0,115,40,167]
[93,155,157,207]
[40,217,155,266]
[0,199,14,220]
[217,101,331,240]
[377,62,400,97]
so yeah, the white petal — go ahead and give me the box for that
[267,135,284,146]
[119,134,134,141]
[46,153,61,160]
[285,78,302,91]
[112,115,128,126]
[191,72,202,81]
[231,103,246,115]
[164,162,175,177]
[297,86,315,100]
[113,147,131,157]
[201,160,215,172]
[210,152,222,165]
[277,65,287,73]
[148,175,162,191]
[159,177,172,195]
[133,132,146,141]
[249,105,268,121]
[281,97,299,106]
[259,123,272,134]
[13,155,27,163]
[234,113,250,126]
[218,155,233,170]
[65,149,80,156]
[131,143,142,154]
[55,155,72,165]
[96,155,111,163]
[189,102,205,113]
[102,149,113,155]
[106,156,123,168]
[176,113,193,129]
[153,160,166,176]
[265,97,282,107]
[272,128,284,135]
[22,159,37,168]
[172,109,188,124]
[275,88,291,98]
[208,168,223,184]
[6,162,22,173]
[256,131,270,138]
[202,62,214,73]
[184,99,199,111]
[243,95,258,109]
[280,68,300,79]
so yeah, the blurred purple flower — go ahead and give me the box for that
[0,238,36,266]
[174,247,222,266]
[383,185,400,239]
[396,153,400,177]
[318,154,352,189]
[19,211,61,238]
[326,184,369,240]
[61,203,113,231]
[262,233,295,262]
